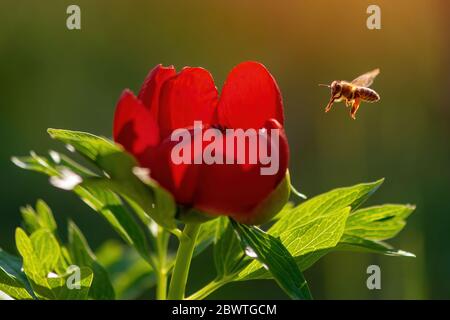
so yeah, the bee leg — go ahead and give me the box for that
[350,99,361,120]
[346,99,353,107]
[325,97,335,113]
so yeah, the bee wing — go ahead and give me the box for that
[351,68,380,87]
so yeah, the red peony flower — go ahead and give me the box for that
[113,61,290,224]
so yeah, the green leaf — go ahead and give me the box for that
[55,246,72,275]
[335,203,415,257]
[47,266,93,300]
[272,206,350,257]
[47,128,176,229]
[337,235,415,257]
[20,200,57,235]
[194,218,220,257]
[51,150,97,177]
[68,221,115,299]
[294,249,332,271]
[15,228,54,299]
[231,220,312,300]
[0,270,33,300]
[12,151,152,263]
[20,206,41,234]
[12,153,59,177]
[46,129,126,168]
[15,228,43,278]
[0,249,34,299]
[16,226,94,300]
[345,204,415,241]
[30,229,61,275]
[237,206,350,281]
[269,179,384,235]
[35,200,57,233]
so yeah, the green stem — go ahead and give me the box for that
[156,270,167,300]
[186,278,227,300]
[156,227,169,300]
[167,223,201,300]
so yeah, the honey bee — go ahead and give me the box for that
[320,69,381,119]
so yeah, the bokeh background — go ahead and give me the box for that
[1,0,449,299]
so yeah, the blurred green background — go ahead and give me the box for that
[1,0,449,299]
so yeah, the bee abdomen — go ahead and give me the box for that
[356,87,380,102]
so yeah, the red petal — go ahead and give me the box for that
[137,64,176,119]
[158,67,219,139]
[193,120,289,217]
[218,61,284,129]
[149,128,204,205]
[113,90,160,157]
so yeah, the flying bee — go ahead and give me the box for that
[319,68,381,119]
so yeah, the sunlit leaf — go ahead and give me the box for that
[237,207,350,281]
[20,200,57,235]
[20,206,41,234]
[15,228,54,299]
[0,249,34,299]
[231,220,312,300]
[345,204,415,241]
[35,200,57,233]
[269,179,384,235]
[236,179,384,281]
[337,235,415,257]
[30,229,61,275]
[194,218,220,257]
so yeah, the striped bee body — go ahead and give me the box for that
[353,86,380,102]
[321,69,381,120]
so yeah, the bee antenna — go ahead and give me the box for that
[318,83,331,88]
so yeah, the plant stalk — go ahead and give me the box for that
[186,278,227,300]
[167,223,201,300]
[155,227,169,300]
